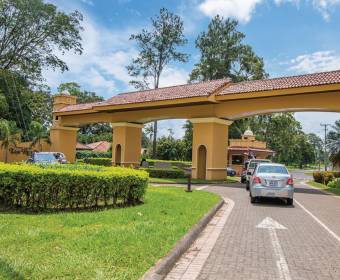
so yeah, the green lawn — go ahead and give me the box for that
[306,180,340,196]
[0,187,219,280]
[149,176,240,184]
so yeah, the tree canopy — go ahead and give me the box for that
[0,0,83,81]
[190,15,267,82]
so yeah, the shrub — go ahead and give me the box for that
[313,171,335,185]
[143,167,186,178]
[312,172,323,183]
[327,178,340,189]
[76,151,112,159]
[84,157,112,166]
[0,163,148,210]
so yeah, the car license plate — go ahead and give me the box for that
[267,180,278,187]
[266,192,276,196]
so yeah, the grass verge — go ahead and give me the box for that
[149,176,240,184]
[306,180,340,196]
[0,187,219,280]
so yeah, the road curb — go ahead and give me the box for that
[301,180,340,199]
[140,198,225,280]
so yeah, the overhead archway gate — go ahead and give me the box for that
[51,70,340,179]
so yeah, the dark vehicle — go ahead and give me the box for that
[27,152,67,164]
[241,160,250,183]
[227,167,236,177]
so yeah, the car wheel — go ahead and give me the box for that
[250,194,256,203]
[287,198,293,206]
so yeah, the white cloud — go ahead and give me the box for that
[198,0,263,23]
[80,0,94,6]
[197,0,340,22]
[159,67,189,87]
[274,0,340,20]
[288,51,340,74]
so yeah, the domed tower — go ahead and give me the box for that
[242,127,255,141]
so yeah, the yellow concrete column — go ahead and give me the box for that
[50,126,79,163]
[191,118,233,180]
[112,122,143,167]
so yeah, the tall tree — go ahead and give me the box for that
[182,120,193,161]
[0,119,20,163]
[127,8,189,158]
[190,15,267,82]
[308,133,324,168]
[0,70,31,137]
[0,0,83,81]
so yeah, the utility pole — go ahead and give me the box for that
[320,123,331,171]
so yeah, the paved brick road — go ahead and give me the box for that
[167,182,340,280]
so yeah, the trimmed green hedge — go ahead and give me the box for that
[313,171,340,185]
[146,159,191,169]
[84,157,112,166]
[143,167,186,179]
[0,163,148,210]
[76,151,112,159]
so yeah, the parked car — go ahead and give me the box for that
[249,163,294,205]
[27,152,67,164]
[227,167,236,177]
[245,159,271,190]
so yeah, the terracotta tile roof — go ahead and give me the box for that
[76,141,111,152]
[87,141,111,152]
[55,78,230,112]
[219,70,340,96]
[56,102,99,113]
[100,78,230,106]
[76,143,91,150]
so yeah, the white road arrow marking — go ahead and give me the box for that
[257,217,291,280]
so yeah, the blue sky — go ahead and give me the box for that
[47,0,340,138]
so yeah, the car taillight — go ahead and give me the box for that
[287,177,294,185]
[253,176,261,184]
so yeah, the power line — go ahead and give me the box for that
[320,123,331,171]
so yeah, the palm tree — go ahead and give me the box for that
[327,120,340,169]
[0,119,20,163]
[29,121,50,151]
[328,138,340,169]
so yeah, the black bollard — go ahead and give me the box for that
[186,174,192,192]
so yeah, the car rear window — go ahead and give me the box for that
[249,160,270,169]
[257,165,288,174]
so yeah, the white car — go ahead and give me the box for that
[249,163,294,205]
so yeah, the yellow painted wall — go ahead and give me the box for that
[112,123,142,167]
[0,141,51,163]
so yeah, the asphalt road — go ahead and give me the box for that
[166,181,340,280]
